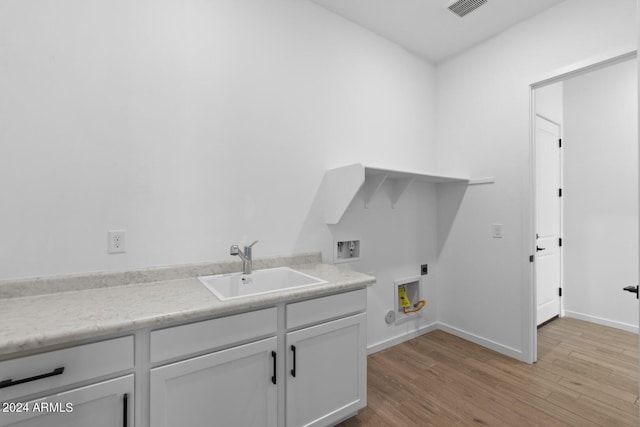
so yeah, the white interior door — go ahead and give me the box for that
[535,115,562,325]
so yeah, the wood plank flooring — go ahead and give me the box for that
[337,318,639,426]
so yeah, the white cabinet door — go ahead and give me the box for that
[150,337,277,427]
[1,375,133,427]
[286,313,366,427]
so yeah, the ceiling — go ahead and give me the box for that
[309,0,566,63]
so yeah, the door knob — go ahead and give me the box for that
[622,285,638,299]
[536,246,546,252]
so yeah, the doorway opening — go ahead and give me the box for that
[529,50,638,362]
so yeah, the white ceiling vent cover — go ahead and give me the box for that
[446,0,488,17]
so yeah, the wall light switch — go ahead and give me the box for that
[492,224,503,239]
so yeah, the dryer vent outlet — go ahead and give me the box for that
[446,0,488,17]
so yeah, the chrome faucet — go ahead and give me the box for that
[230,240,259,274]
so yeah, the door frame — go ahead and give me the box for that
[525,48,637,364]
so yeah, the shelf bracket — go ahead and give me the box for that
[391,177,415,209]
[364,174,387,208]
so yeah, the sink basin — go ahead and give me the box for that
[198,267,328,301]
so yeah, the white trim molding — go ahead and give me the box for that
[564,311,639,334]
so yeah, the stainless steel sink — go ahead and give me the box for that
[198,267,327,301]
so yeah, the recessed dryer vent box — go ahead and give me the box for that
[334,240,361,263]
[394,276,423,325]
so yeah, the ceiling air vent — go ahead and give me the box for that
[446,0,488,17]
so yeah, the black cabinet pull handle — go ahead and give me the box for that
[623,285,639,299]
[123,393,128,427]
[0,367,64,389]
[290,345,296,378]
[271,351,277,385]
[536,246,546,252]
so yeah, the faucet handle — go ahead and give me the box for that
[244,240,258,259]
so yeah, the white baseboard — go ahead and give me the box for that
[366,322,529,361]
[437,322,525,361]
[563,311,639,334]
[367,322,437,355]
[366,315,637,363]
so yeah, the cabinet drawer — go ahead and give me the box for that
[150,307,277,363]
[0,374,133,427]
[0,336,133,402]
[286,289,366,330]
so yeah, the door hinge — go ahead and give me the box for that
[559,238,563,247]
[558,188,563,197]
[558,287,562,297]
[529,255,534,262]
[559,138,562,148]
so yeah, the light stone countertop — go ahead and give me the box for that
[0,262,375,359]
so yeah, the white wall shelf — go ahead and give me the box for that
[323,163,494,224]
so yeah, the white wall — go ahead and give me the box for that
[3,0,638,358]
[563,59,638,332]
[435,0,637,361]
[536,82,563,125]
[0,0,439,350]
[0,0,436,278]
[328,181,439,351]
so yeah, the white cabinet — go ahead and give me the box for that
[0,375,133,427]
[149,337,277,427]
[0,288,368,427]
[285,313,366,427]
[148,289,367,427]
[0,337,134,427]
[284,289,367,427]
[148,309,278,427]
[149,308,277,364]
[0,337,134,402]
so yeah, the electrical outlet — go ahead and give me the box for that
[492,224,503,239]
[108,230,126,254]
[421,264,428,275]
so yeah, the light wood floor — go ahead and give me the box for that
[338,318,639,426]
